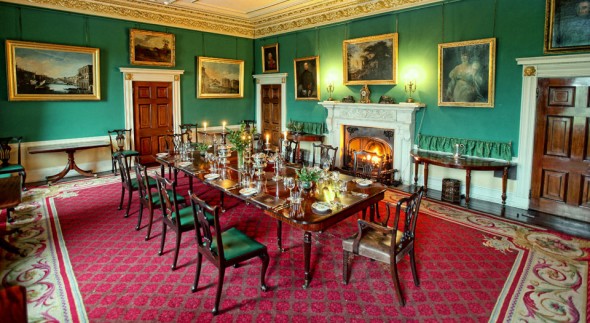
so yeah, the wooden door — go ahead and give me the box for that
[133,81,173,164]
[530,77,590,222]
[261,84,281,145]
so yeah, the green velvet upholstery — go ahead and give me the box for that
[210,227,267,261]
[150,189,186,206]
[114,150,139,157]
[172,207,213,230]
[417,134,512,161]
[0,164,24,173]
[131,177,157,190]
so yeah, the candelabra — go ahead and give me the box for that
[404,80,416,103]
[326,82,334,101]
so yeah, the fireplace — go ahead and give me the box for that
[320,101,424,185]
[342,125,395,183]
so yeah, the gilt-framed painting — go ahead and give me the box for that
[262,43,279,73]
[438,38,496,108]
[197,56,244,99]
[294,56,320,101]
[130,29,175,67]
[343,33,398,85]
[5,40,101,101]
[544,0,590,53]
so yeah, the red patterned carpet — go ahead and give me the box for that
[2,174,588,322]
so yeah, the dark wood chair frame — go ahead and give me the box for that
[179,123,197,143]
[189,192,269,315]
[343,187,424,306]
[283,139,300,164]
[108,129,139,175]
[134,163,161,240]
[311,143,338,170]
[155,174,193,270]
[0,136,27,190]
[115,152,138,218]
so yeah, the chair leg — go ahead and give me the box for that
[6,208,14,223]
[389,261,405,306]
[260,251,269,292]
[171,230,181,270]
[145,208,154,241]
[118,187,125,210]
[342,250,352,284]
[124,189,133,218]
[20,171,27,191]
[213,267,226,315]
[158,223,167,256]
[361,209,366,220]
[111,158,116,174]
[410,247,420,286]
[191,252,203,292]
[135,203,144,231]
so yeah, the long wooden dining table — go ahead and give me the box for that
[155,152,386,288]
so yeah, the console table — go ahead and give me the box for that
[28,141,110,184]
[410,149,511,205]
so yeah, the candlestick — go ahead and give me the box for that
[203,122,207,133]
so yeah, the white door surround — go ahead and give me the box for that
[119,68,184,149]
[319,101,425,185]
[253,73,288,133]
[514,54,590,209]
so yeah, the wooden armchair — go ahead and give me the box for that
[0,137,26,190]
[342,187,424,306]
[283,139,300,164]
[189,192,269,315]
[115,153,156,218]
[179,123,197,143]
[108,129,139,175]
[311,143,338,170]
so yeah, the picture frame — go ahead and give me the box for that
[294,56,320,101]
[197,56,244,99]
[130,29,175,67]
[544,0,590,53]
[5,40,101,101]
[343,33,398,85]
[262,43,279,73]
[438,38,496,108]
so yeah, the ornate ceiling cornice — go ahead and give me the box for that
[0,0,441,39]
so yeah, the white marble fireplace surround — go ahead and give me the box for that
[319,101,425,185]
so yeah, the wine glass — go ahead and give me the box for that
[284,176,295,200]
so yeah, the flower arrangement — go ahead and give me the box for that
[295,166,323,183]
[193,142,209,152]
[225,121,256,152]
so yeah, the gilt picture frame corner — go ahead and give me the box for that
[197,56,244,99]
[130,28,175,67]
[437,38,496,108]
[342,33,398,85]
[544,0,590,53]
[5,40,101,101]
[262,43,279,73]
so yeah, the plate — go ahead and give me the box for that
[204,173,220,180]
[355,179,373,187]
[156,153,169,158]
[239,188,258,196]
[312,202,331,213]
[177,162,192,167]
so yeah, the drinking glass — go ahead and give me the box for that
[284,176,295,199]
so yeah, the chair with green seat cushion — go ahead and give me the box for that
[108,129,139,175]
[115,153,155,218]
[135,163,185,241]
[0,137,27,191]
[155,174,199,270]
[189,193,269,315]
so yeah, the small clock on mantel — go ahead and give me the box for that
[360,84,371,103]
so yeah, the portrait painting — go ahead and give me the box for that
[438,38,496,108]
[343,33,398,85]
[130,29,175,67]
[197,56,244,99]
[294,56,320,101]
[5,40,101,101]
[262,43,279,73]
[544,0,590,52]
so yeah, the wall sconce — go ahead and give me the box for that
[404,80,416,103]
[326,81,334,101]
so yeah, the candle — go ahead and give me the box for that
[222,121,226,132]
[284,131,287,141]
[203,122,207,132]
[266,134,269,144]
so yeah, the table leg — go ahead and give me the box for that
[501,167,508,205]
[413,160,419,186]
[160,164,165,178]
[465,169,472,205]
[423,162,429,192]
[276,220,284,252]
[46,149,94,183]
[220,191,226,212]
[303,231,312,289]
[188,176,193,193]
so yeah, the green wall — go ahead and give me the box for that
[255,0,548,156]
[0,3,254,141]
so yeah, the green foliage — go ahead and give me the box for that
[295,166,323,183]
[193,142,209,151]
[225,122,256,152]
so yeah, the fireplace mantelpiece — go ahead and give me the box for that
[319,101,425,185]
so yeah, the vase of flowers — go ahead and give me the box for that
[193,142,209,156]
[225,122,256,169]
[295,166,322,190]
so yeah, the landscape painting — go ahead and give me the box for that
[343,33,398,85]
[130,29,175,67]
[197,56,244,99]
[5,40,101,101]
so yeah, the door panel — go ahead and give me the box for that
[531,77,590,222]
[133,81,173,164]
[261,84,282,145]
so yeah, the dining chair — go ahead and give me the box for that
[311,143,338,170]
[134,162,185,240]
[179,123,197,143]
[155,174,211,270]
[283,139,300,164]
[108,129,139,175]
[0,137,27,190]
[115,153,156,218]
[342,187,424,306]
[189,192,269,315]
[353,150,384,181]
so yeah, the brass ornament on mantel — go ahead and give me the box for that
[125,73,133,80]
[523,66,536,77]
